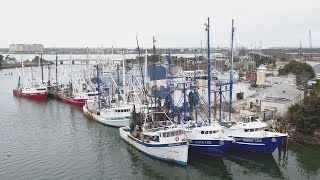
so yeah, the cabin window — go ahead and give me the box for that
[163,133,167,137]
[171,132,175,136]
[250,129,254,132]
[201,131,204,134]
[255,128,258,131]
[209,131,212,134]
[167,132,170,137]
[175,131,178,136]
[244,129,249,132]
[159,134,161,137]
[205,131,208,134]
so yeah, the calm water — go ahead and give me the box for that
[1,68,320,180]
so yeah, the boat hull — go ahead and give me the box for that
[119,127,188,166]
[83,106,130,127]
[188,139,233,156]
[58,94,86,106]
[230,136,287,153]
[13,89,48,100]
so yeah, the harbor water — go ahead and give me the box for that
[1,68,320,180]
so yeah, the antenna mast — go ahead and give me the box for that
[229,19,235,122]
[205,17,211,123]
[309,30,312,60]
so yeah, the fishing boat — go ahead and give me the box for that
[83,61,135,127]
[57,91,87,106]
[13,57,48,100]
[167,18,233,157]
[13,85,48,100]
[58,52,97,106]
[57,80,95,106]
[224,116,288,153]
[119,111,189,166]
[83,99,133,127]
[223,19,287,153]
[184,121,234,156]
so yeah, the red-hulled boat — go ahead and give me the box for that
[13,86,48,100]
[57,93,86,106]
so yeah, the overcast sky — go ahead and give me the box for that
[0,0,319,48]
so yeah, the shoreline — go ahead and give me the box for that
[287,125,320,146]
[0,62,52,70]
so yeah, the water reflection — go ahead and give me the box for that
[288,141,320,178]
[125,145,188,179]
[225,151,283,179]
[189,154,232,180]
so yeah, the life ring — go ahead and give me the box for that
[175,136,179,142]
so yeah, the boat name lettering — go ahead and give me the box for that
[193,140,211,144]
[235,138,262,143]
[168,143,180,147]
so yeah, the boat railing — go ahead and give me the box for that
[143,120,173,131]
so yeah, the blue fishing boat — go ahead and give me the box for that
[224,20,288,153]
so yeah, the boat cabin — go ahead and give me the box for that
[142,128,184,143]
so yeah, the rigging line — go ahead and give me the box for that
[220,93,241,122]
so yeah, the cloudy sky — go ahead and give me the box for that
[0,0,318,48]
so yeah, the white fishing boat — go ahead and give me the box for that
[119,111,189,166]
[83,99,133,127]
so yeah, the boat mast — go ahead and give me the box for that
[229,19,235,122]
[122,51,126,103]
[194,50,198,123]
[37,52,40,71]
[136,36,147,102]
[40,53,44,83]
[69,50,73,96]
[153,36,156,109]
[21,53,24,88]
[168,52,174,122]
[205,17,211,124]
[48,56,51,86]
[144,49,148,91]
[86,47,90,83]
[97,64,101,111]
[55,53,58,86]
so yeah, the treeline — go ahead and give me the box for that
[287,82,320,133]
[278,60,315,77]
